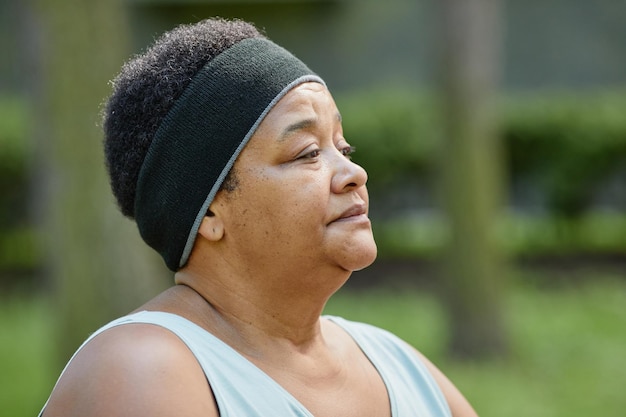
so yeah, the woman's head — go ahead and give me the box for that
[102,18,325,271]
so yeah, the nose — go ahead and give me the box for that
[330,152,368,193]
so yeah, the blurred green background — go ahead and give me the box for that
[1,0,625,416]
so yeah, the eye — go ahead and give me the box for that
[297,149,321,160]
[340,145,356,159]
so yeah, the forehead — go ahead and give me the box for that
[258,82,340,138]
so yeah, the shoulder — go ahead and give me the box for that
[325,316,478,417]
[42,322,219,417]
[410,348,479,417]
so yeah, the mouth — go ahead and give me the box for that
[332,203,368,223]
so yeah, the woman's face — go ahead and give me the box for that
[210,82,377,279]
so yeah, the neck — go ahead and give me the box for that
[172,260,350,355]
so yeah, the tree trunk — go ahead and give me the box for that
[437,0,508,359]
[32,0,169,365]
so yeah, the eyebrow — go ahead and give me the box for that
[278,112,342,142]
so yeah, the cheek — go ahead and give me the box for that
[253,174,328,229]
[225,161,332,231]
[271,184,326,223]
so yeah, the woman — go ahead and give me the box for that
[39,18,478,417]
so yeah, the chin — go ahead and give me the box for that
[352,249,378,272]
[342,239,378,272]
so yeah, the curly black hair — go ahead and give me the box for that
[103,18,265,218]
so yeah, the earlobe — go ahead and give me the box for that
[198,215,224,241]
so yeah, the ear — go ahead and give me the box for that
[198,213,224,242]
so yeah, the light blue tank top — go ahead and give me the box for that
[40,311,451,417]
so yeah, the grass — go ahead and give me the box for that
[0,294,56,417]
[2,273,625,417]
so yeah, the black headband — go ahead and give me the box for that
[134,38,325,271]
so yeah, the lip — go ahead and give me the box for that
[332,203,368,223]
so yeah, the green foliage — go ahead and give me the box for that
[0,98,36,274]
[372,211,447,259]
[337,88,626,217]
[503,91,626,217]
[373,211,626,259]
[0,97,31,228]
[498,211,626,257]
[0,227,40,272]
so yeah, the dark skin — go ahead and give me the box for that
[43,83,478,417]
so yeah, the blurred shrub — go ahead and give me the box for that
[337,88,626,216]
[504,91,626,217]
[0,97,37,273]
[0,98,30,226]
[373,211,626,259]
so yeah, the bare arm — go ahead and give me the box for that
[414,349,479,417]
[42,323,219,417]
